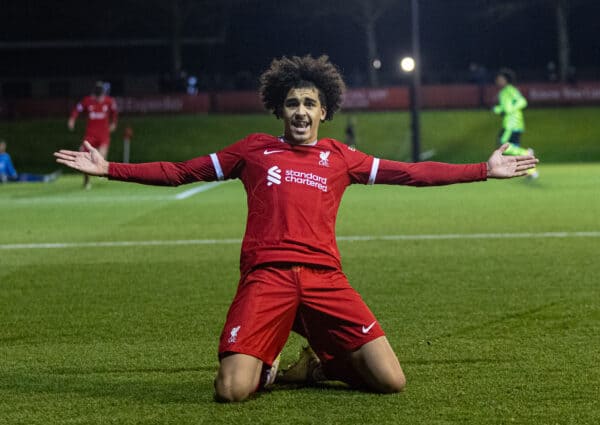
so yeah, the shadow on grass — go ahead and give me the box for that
[1,369,372,407]
[272,381,352,392]
[0,368,215,405]
[270,380,406,396]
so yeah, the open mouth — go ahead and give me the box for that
[291,120,310,134]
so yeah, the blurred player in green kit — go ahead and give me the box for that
[494,68,539,179]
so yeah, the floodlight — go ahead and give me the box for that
[400,57,415,73]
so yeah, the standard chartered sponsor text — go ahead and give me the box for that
[285,169,328,192]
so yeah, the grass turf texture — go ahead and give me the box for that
[1,164,599,424]
[1,107,600,173]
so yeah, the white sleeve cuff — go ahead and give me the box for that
[210,153,224,181]
[367,157,380,185]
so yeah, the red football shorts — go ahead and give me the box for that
[218,264,385,366]
[80,135,110,151]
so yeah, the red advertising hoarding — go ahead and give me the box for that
[2,82,599,120]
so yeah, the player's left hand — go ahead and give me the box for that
[486,143,538,179]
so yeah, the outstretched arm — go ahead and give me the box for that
[54,141,217,186]
[486,143,538,178]
[361,144,537,186]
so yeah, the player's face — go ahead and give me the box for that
[495,75,507,87]
[282,87,327,145]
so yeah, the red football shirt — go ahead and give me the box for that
[108,133,487,274]
[210,133,377,273]
[70,95,118,142]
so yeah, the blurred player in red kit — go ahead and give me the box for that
[55,56,538,402]
[68,81,118,189]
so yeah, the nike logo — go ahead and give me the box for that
[264,149,284,155]
[362,321,376,334]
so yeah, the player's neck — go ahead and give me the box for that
[279,136,318,146]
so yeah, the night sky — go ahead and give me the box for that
[2,0,599,86]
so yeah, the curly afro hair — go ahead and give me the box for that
[259,55,346,121]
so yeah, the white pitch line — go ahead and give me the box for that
[0,239,242,250]
[1,231,599,250]
[174,181,224,200]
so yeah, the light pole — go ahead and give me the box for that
[404,0,421,163]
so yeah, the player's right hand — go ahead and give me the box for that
[53,141,109,177]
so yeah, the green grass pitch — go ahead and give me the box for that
[1,161,599,424]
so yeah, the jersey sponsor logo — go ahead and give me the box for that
[319,151,330,167]
[285,169,328,192]
[361,321,376,334]
[228,325,241,343]
[89,111,107,120]
[267,165,282,186]
[264,149,284,155]
[266,164,328,192]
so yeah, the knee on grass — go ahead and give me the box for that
[214,376,256,402]
[214,353,263,402]
[374,372,406,394]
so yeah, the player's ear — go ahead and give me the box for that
[320,106,327,122]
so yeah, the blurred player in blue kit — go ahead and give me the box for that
[0,139,60,183]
